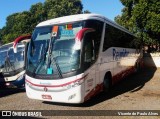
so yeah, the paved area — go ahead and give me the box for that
[0,67,160,119]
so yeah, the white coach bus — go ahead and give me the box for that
[25,14,142,103]
[0,35,31,88]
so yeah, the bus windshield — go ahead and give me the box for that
[0,43,25,73]
[0,48,8,70]
[27,22,83,76]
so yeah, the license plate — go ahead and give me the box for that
[42,94,52,100]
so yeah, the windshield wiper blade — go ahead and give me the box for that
[4,56,15,72]
[32,57,44,76]
[32,42,48,75]
[45,35,63,78]
[51,57,63,78]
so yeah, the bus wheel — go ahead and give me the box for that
[135,62,140,72]
[103,73,111,93]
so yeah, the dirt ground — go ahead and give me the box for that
[0,67,160,119]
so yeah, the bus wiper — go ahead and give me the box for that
[46,44,63,78]
[51,57,63,78]
[46,37,63,78]
[4,56,15,72]
[46,26,63,78]
[32,56,45,75]
[32,43,48,75]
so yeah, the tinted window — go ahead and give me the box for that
[84,20,103,59]
[103,23,136,51]
[82,32,96,70]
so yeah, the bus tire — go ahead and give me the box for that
[135,62,140,72]
[103,73,112,93]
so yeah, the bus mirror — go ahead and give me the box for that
[13,35,31,53]
[13,44,18,53]
[73,28,95,50]
[75,28,95,42]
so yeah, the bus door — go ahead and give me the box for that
[82,31,99,93]
[83,20,104,88]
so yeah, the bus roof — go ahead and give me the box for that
[0,42,13,48]
[37,14,134,36]
[0,35,30,48]
[37,14,105,27]
[0,42,25,50]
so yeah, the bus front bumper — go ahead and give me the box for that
[25,80,85,104]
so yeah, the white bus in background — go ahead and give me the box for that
[25,14,142,103]
[0,35,31,88]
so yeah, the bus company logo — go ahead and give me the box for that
[44,87,48,92]
[87,78,93,87]
[40,82,51,85]
[113,48,129,60]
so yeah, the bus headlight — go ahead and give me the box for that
[17,74,25,81]
[12,74,25,87]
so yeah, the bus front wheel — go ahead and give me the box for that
[103,73,111,93]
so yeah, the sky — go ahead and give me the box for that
[0,0,124,29]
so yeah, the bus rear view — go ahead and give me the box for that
[25,14,142,103]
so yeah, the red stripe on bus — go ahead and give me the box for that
[84,67,135,102]
[112,67,135,84]
[84,83,103,102]
[25,74,88,88]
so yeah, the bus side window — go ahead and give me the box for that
[103,24,113,51]
[103,23,136,51]
[84,20,103,58]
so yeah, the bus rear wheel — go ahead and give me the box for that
[135,62,140,72]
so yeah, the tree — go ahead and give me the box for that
[1,12,32,43]
[115,0,160,45]
[30,2,47,29]
[0,29,2,45]
[0,30,1,41]
[83,10,91,14]
[1,0,83,44]
[44,0,83,19]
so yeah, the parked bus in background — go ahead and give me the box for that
[0,35,31,88]
[25,14,142,103]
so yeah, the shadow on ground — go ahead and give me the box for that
[0,88,25,98]
[43,53,157,107]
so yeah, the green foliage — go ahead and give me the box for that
[0,29,2,45]
[44,0,83,19]
[30,2,47,28]
[115,0,160,45]
[1,0,83,44]
[1,12,32,44]
[83,10,91,14]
